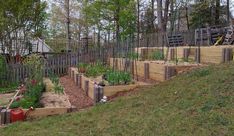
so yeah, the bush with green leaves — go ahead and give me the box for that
[105,70,132,85]
[10,54,45,109]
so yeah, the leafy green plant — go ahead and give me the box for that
[48,71,64,94]
[127,52,139,60]
[150,50,164,60]
[77,63,89,73]
[11,83,45,109]
[85,62,109,77]
[23,54,43,82]
[54,85,64,94]
[105,70,132,85]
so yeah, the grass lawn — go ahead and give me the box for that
[0,63,233,136]
[0,83,18,94]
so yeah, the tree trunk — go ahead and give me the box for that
[215,0,220,25]
[185,3,190,30]
[66,0,71,51]
[227,0,230,24]
[137,0,140,59]
[162,0,170,32]
[157,0,163,32]
[170,0,174,32]
[151,0,155,31]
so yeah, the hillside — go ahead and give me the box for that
[0,63,233,136]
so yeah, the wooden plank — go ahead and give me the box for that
[23,107,77,119]
[103,84,138,97]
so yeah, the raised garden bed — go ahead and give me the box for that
[135,45,234,64]
[0,78,75,125]
[69,67,148,103]
[110,58,201,82]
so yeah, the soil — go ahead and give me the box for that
[40,92,71,108]
[60,76,94,109]
[108,85,154,101]
[0,92,15,107]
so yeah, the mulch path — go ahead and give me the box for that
[60,76,94,109]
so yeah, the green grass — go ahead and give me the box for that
[0,83,18,94]
[1,63,234,136]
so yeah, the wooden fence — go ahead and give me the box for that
[1,47,114,85]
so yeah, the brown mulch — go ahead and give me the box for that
[60,76,94,109]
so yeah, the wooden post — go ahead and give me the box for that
[229,48,233,61]
[5,109,10,124]
[225,48,233,62]
[195,48,200,63]
[1,109,6,125]
[98,86,104,102]
[130,61,134,76]
[85,80,89,96]
[78,74,82,88]
[183,48,189,62]
[75,73,79,86]
[72,70,75,81]
[222,48,226,63]
[165,66,176,80]
[144,63,149,80]
[93,85,99,103]
[170,48,175,60]
[68,67,71,77]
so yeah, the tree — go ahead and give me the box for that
[0,0,47,57]
[156,0,170,32]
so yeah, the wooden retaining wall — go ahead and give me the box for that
[69,67,143,102]
[135,45,234,64]
[110,58,170,82]
[109,58,199,82]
